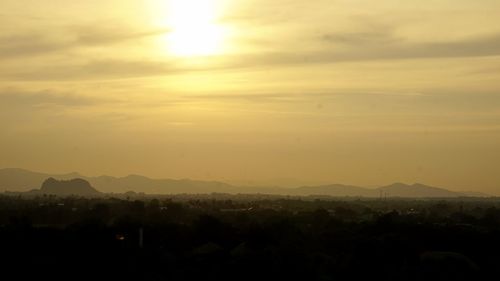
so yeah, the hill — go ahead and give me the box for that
[35,177,101,196]
[377,183,462,198]
[0,168,236,194]
[0,168,81,191]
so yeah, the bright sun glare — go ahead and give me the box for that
[166,0,226,57]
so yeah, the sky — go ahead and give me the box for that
[1,0,500,193]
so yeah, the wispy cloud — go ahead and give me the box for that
[323,31,500,60]
[0,88,112,107]
[2,59,179,81]
[72,25,168,46]
[0,33,68,58]
[226,31,500,70]
[0,23,168,59]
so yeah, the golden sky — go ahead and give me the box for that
[1,0,500,193]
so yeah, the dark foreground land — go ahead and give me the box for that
[1,195,500,280]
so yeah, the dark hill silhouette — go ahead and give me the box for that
[0,168,83,191]
[37,177,100,196]
[0,168,491,197]
[0,168,235,194]
[377,182,462,198]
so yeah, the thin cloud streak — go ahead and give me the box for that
[0,24,169,59]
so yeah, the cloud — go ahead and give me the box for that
[326,30,500,61]
[72,25,168,46]
[229,31,500,70]
[0,89,111,108]
[185,91,424,104]
[5,30,500,81]
[3,16,500,82]
[1,59,180,81]
[321,30,401,46]
[0,33,69,58]
[0,23,168,59]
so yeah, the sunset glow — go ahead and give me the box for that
[165,0,227,56]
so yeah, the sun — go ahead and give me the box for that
[165,0,227,57]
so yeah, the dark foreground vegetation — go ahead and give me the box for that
[1,195,500,280]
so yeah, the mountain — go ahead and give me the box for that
[0,168,236,194]
[377,183,462,198]
[35,178,101,196]
[0,168,83,191]
[87,174,236,194]
[280,183,464,198]
[291,184,377,197]
[0,168,491,197]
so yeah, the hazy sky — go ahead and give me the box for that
[1,0,500,193]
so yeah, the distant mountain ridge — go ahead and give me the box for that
[0,168,237,194]
[377,182,461,198]
[0,168,491,197]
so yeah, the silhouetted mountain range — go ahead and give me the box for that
[0,168,491,197]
